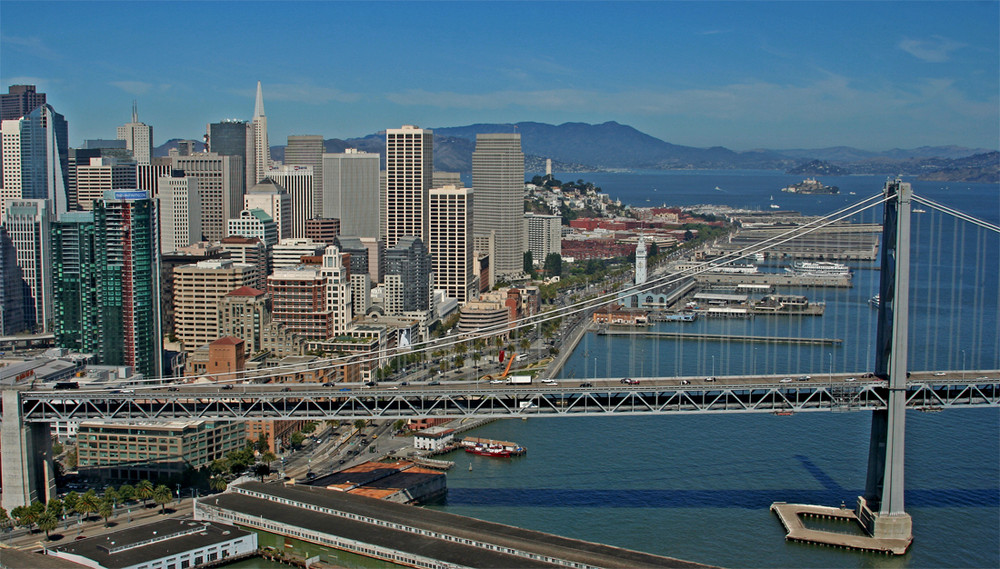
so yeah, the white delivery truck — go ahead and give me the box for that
[506,375,532,384]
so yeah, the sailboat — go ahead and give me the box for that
[769,195,780,209]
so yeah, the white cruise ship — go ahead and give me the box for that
[785,261,852,277]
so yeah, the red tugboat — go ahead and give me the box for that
[462,437,526,457]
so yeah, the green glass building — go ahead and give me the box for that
[52,211,100,353]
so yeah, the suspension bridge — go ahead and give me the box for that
[2,179,998,554]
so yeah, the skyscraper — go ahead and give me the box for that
[1,85,47,190]
[384,236,432,316]
[208,120,253,195]
[171,153,244,241]
[244,178,292,239]
[320,245,353,334]
[94,191,163,378]
[285,135,324,217]
[0,226,32,334]
[384,125,432,249]
[472,133,524,278]
[263,166,311,237]
[158,171,202,254]
[74,157,137,210]
[322,149,380,238]
[3,199,53,332]
[116,102,153,165]
[251,82,270,184]
[52,212,99,353]
[524,212,562,269]
[429,185,475,303]
[172,259,258,353]
[1,104,69,218]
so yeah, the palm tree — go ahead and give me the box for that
[98,498,113,527]
[103,486,120,509]
[36,511,57,539]
[209,476,228,493]
[0,506,10,529]
[152,485,172,514]
[62,491,79,515]
[46,498,64,520]
[135,480,154,508]
[77,491,99,521]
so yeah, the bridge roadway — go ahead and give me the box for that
[8,370,998,422]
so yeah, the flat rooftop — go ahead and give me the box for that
[49,518,252,569]
[217,482,711,569]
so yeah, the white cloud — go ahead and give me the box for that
[0,35,61,61]
[898,36,965,63]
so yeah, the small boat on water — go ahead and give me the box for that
[785,261,851,277]
[462,437,526,458]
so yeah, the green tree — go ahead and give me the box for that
[289,432,305,449]
[260,451,277,464]
[253,433,269,453]
[103,486,120,508]
[152,485,172,514]
[392,419,406,432]
[353,419,367,432]
[46,497,64,519]
[98,498,114,526]
[37,511,57,538]
[77,490,99,520]
[65,447,77,470]
[523,250,534,275]
[210,476,228,493]
[52,441,63,455]
[301,422,317,434]
[135,479,154,507]
[253,462,271,482]
[12,505,36,530]
[63,491,79,514]
[118,484,135,503]
[0,506,9,529]
[543,253,562,277]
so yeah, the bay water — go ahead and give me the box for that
[427,171,1000,568]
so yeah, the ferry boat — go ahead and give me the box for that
[785,261,851,277]
[462,437,526,458]
[708,264,759,274]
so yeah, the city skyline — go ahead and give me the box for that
[1,1,997,152]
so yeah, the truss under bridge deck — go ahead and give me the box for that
[8,373,998,422]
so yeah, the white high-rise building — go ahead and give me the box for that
[384,125,432,249]
[322,149,380,238]
[473,133,524,278]
[244,178,292,239]
[157,172,202,254]
[271,238,326,270]
[251,82,270,184]
[320,245,353,334]
[75,157,137,211]
[1,104,69,218]
[266,165,313,238]
[285,135,324,217]
[3,199,52,332]
[429,185,475,303]
[116,102,153,165]
[524,212,562,268]
[171,153,244,241]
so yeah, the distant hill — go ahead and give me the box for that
[159,122,996,182]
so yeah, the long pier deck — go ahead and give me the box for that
[597,329,843,345]
[770,502,911,555]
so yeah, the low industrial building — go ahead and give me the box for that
[195,481,702,569]
[48,518,256,569]
[307,460,446,504]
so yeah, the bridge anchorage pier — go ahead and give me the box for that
[772,178,914,555]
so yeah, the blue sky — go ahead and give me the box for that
[2,1,997,151]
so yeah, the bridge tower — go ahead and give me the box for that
[857,178,913,543]
[1,388,56,510]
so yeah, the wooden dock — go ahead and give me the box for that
[770,502,911,555]
[596,330,842,345]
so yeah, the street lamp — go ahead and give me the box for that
[961,350,966,380]
[711,355,716,377]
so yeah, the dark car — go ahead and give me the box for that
[221,384,233,390]
[428,380,441,386]
[281,387,291,392]
[579,382,594,387]
[620,378,639,385]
